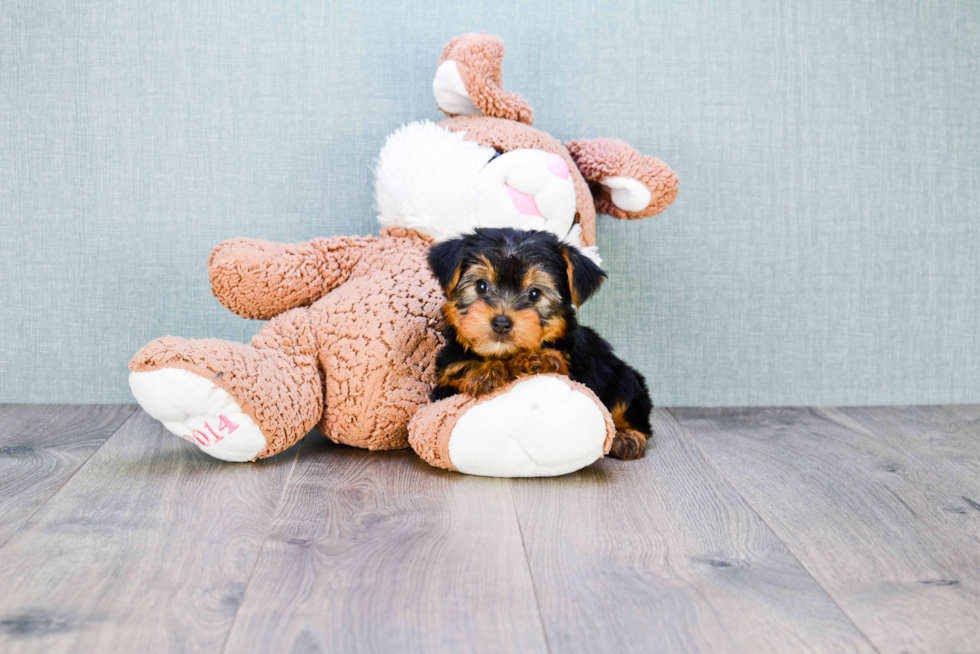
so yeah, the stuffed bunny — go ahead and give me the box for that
[129,32,677,476]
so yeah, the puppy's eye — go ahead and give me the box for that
[527,288,541,302]
[476,280,489,295]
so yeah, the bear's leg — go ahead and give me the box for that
[129,308,322,461]
[408,374,615,477]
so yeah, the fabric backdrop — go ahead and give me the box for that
[2,0,978,405]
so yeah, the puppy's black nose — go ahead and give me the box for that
[491,315,513,334]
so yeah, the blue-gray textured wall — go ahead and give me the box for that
[2,1,978,405]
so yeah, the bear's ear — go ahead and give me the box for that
[566,139,679,220]
[433,33,534,125]
[427,237,468,294]
[559,243,607,308]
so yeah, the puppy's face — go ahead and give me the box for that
[428,228,606,358]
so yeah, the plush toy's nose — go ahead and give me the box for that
[491,315,513,334]
[545,152,569,179]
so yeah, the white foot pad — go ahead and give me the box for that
[448,376,608,477]
[129,368,267,462]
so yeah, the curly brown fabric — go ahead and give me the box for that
[438,33,534,125]
[130,307,323,459]
[566,138,679,219]
[310,229,445,450]
[406,393,471,471]
[131,228,444,458]
[209,235,379,320]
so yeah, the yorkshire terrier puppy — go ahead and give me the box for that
[427,227,653,460]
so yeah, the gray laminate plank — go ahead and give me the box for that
[221,437,549,654]
[837,404,980,520]
[0,409,301,654]
[671,406,980,654]
[510,408,876,654]
[946,404,980,432]
[0,404,137,548]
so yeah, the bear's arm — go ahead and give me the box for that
[208,235,378,319]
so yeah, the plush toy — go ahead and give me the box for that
[129,33,677,477]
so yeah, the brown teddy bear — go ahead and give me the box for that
[129,33,677,477]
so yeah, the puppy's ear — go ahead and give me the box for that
[559,245,607,307]
[428,237,467,293]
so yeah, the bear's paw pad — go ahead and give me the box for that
[448,376,607,477]
[129,368,266,462]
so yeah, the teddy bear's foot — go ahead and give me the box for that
[409,374,614,477]
[129,310,323,461]
[130,367,267,462]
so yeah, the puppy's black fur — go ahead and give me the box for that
[428,227,653,460]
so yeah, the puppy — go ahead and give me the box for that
[427,227,653,460]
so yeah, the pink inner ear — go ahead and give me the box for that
[505,184,543,218]
[545,153,569,179]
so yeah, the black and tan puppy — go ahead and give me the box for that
[427,227,653,460]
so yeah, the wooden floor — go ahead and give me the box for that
[0,405,978,653]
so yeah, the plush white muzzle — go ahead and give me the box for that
[472,148,577,240]
[375,121,585,252]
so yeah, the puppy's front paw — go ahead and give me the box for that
[445,358,513,397]
[507,349,569,377]
[609,429,649,461]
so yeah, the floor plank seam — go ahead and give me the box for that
[218,435,306,654]
[0,405,140,553]
[507,481,553,654]
[664,408,885,654]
